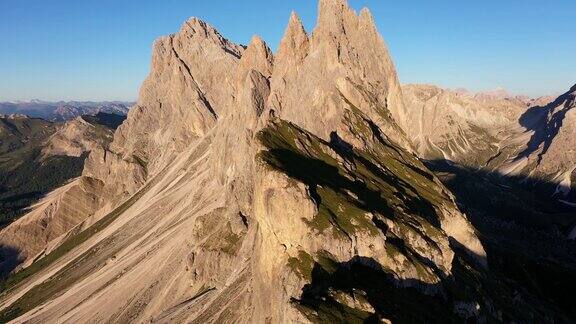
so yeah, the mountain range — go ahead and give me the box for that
[0,0,574,322]
[403,83,576,200]
[0,101,132,122]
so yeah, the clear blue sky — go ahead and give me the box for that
[1,0,574,101]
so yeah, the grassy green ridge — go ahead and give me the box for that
[81,113,126,130]
[287,241,563,323]
[0,117,55,158]
[256,116,461,320]
[257,115,448,244]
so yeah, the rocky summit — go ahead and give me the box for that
[0,0,574,323]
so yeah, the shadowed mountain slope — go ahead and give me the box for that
[428,159,576,319]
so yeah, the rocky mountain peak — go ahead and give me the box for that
[268,0,409,148]
[276,11,309,64]
[315,0,379,42]
[180,17,243,57]
[359,7,375,24]
[288,11,307,36]
[238,35,274,80]
[317,0,349,30]
[182,17,210,34]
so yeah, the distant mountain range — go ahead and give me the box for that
[0,100,133,121]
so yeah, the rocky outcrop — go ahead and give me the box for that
[402,83,576,204]
[41,116,115,158]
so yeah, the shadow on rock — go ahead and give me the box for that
[292,242,569,323]
[426,159,576,320]
[0,245,22,280]
[516,84,576,163]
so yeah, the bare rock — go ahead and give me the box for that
[41,116,114,158]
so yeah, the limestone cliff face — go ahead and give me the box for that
[8,2,555,323]
[82,18,245,211]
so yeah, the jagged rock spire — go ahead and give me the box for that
[317,0,348,28]
[238,35,274,80]
[180,18,243,58]
[266,0,410,148]
[235,35,273,124]
[276,11,309,63]
[359,7,378,33]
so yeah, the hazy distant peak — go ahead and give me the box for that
[0,100,132,122]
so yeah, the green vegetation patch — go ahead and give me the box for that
[81,112,126,130]
[257,113,509,321]
[288,251,315,280]
[257,117,448,243]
